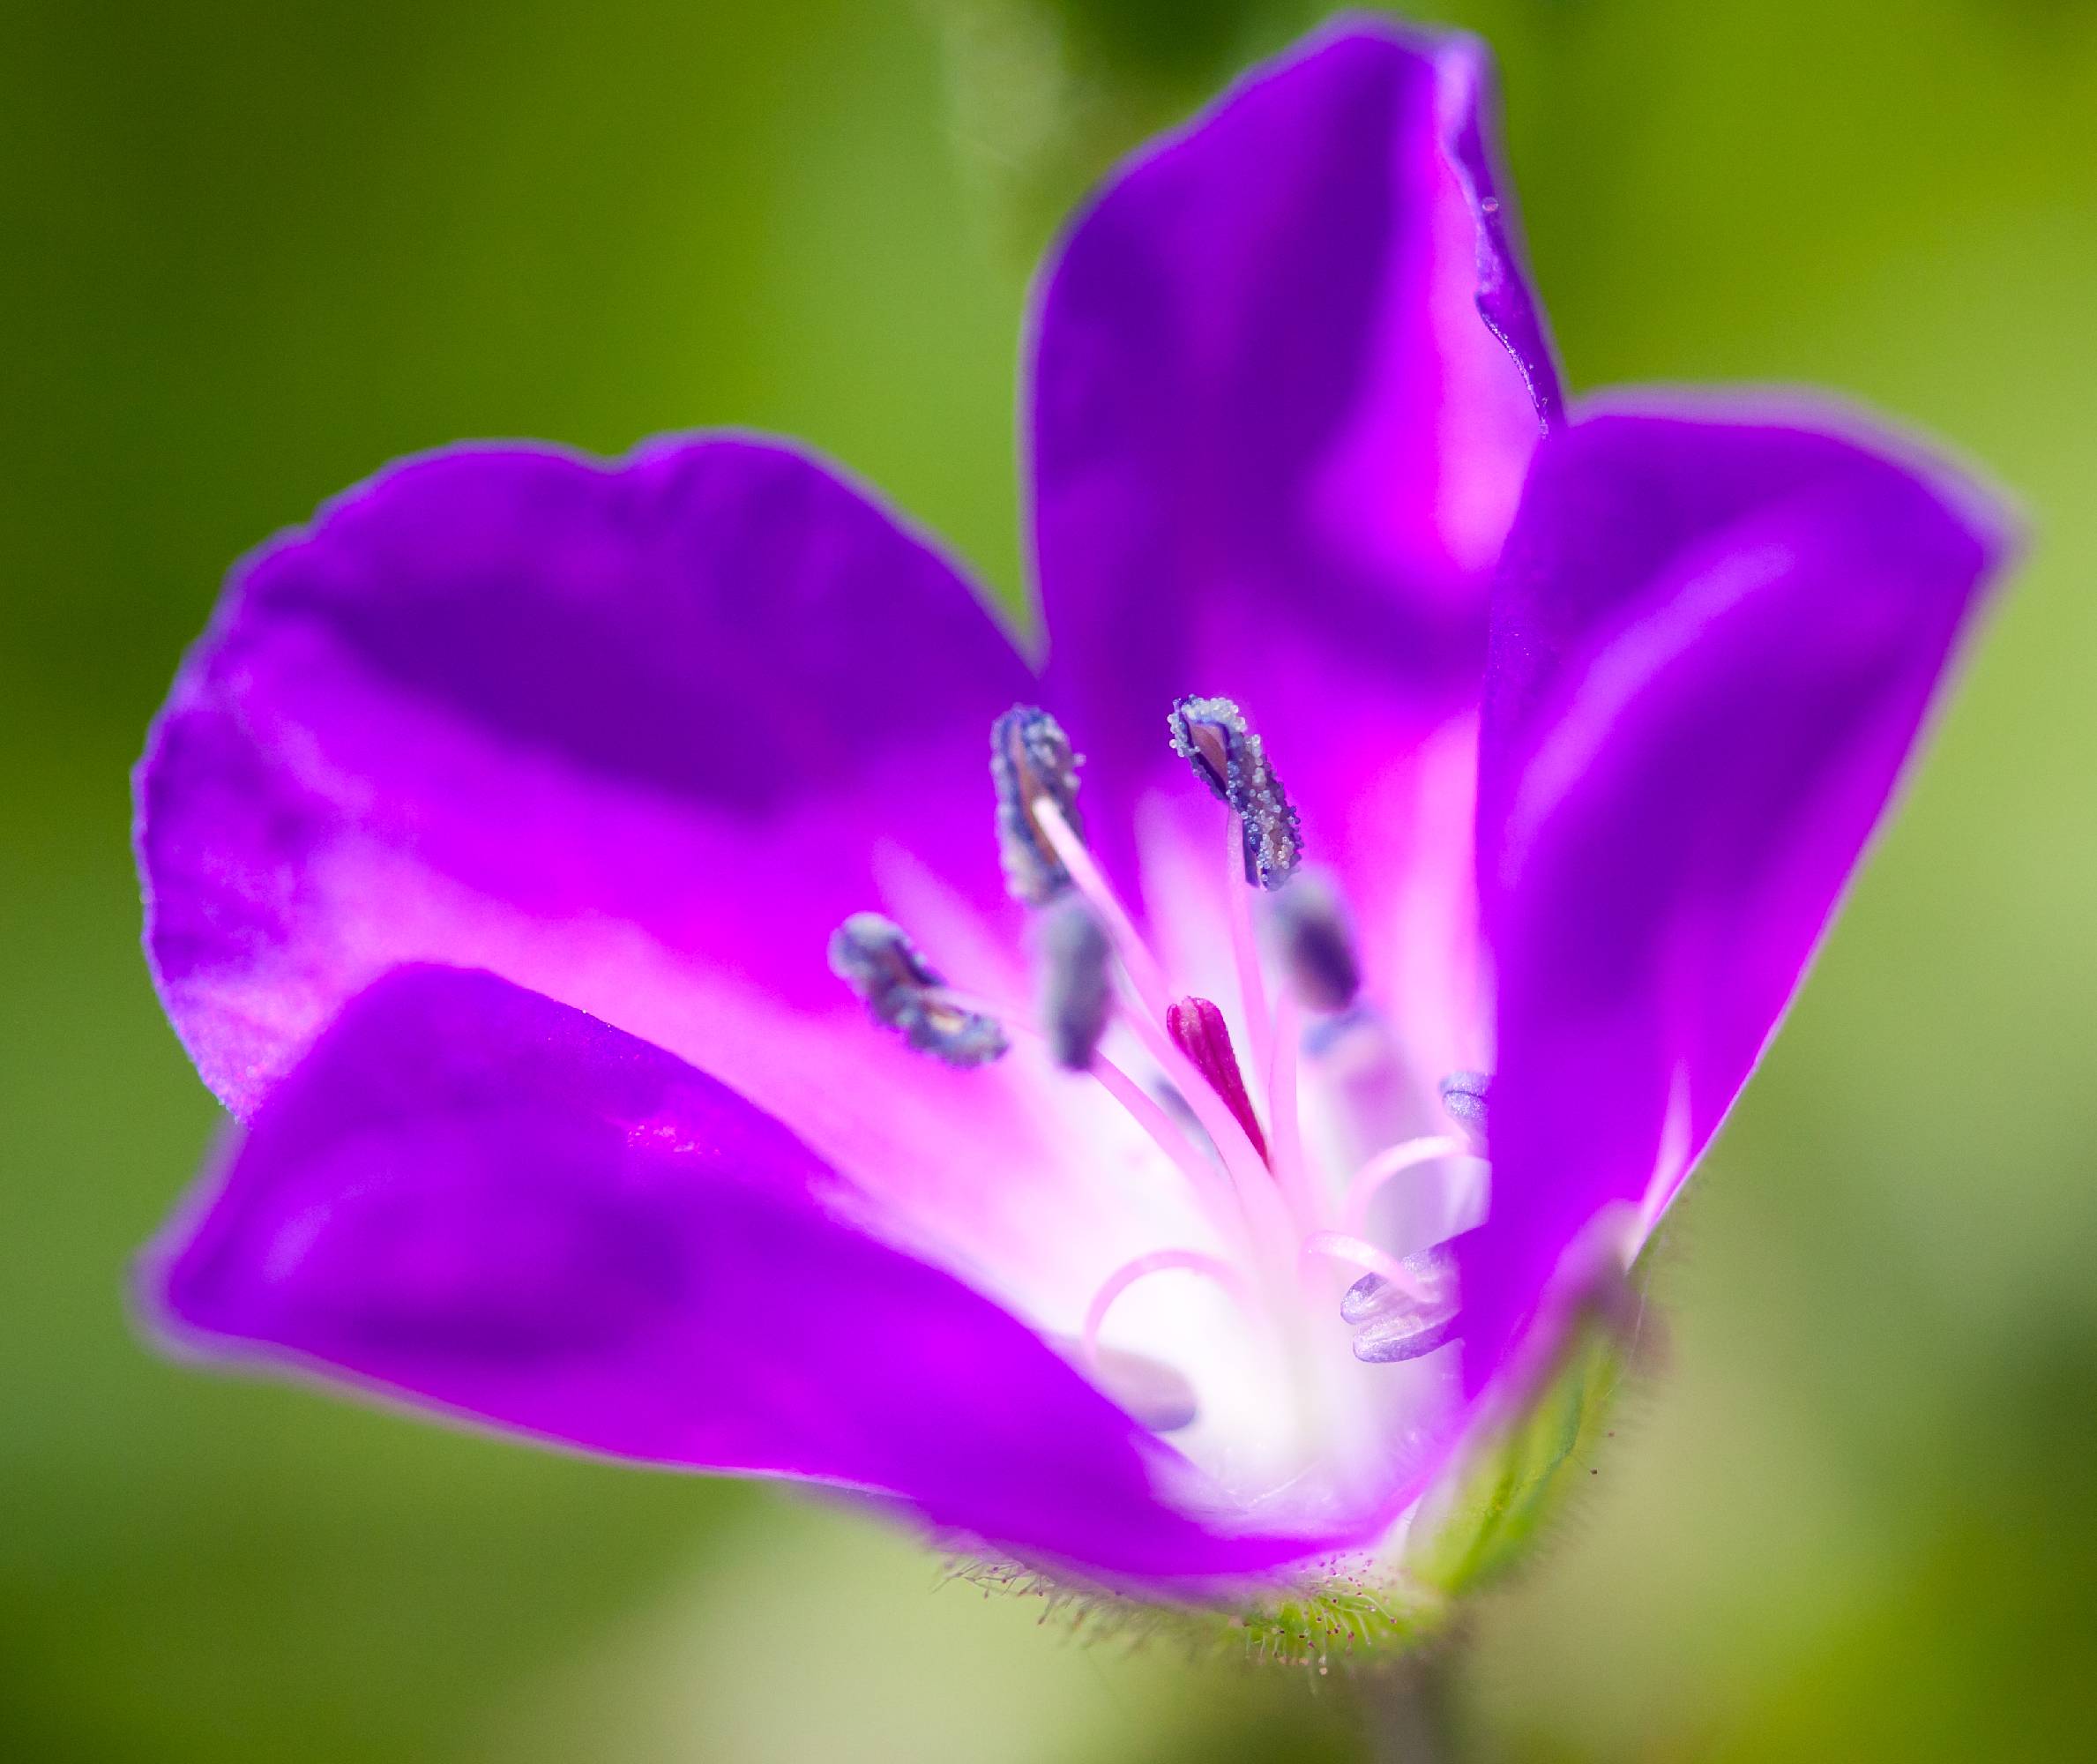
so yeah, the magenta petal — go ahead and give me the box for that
[134,437,1156,1289]
[138,435,1034,1118]
[1030,21,1554,857]
[1464,400,2013,1387]
[1436,35,1562,433]
[144,965,1326,1586]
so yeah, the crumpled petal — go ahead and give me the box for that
[143,964,1332,1587]
[1465,400,2012,1388]
[1433,36,1562,436]
[135,437,1193,1298]
[1026,22,1553,1056]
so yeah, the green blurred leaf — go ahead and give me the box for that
[921,0,1318,257]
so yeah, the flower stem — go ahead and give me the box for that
[1362,1637,1467,1764]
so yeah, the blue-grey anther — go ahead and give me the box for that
[1037,894,1111,1071]
[828,912,1009,1068]
[1440,1070,1490,1147]
[1167,694,1302,889]
[1050,1336,1198,1434]
[990,706,1084,905]
[1341,1245,1459,1364]
[1266,871,1360,1012]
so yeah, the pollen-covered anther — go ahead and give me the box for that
[827,912,1009,1068]
[1439,1071,1490,1146]
[1035,895,1111,1071]
[990,706,1085,905]
[1167,695,1302,889]
[1341,1245,1459,1364]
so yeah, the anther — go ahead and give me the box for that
[1266,871,1360,1012]
[1166,996,1268,1162]
[1167,695,1302,890]
[827,912,1009,1068]
[1054,1337,1198,1434]
[1036,895,1111,1071]
[990,706,1084,905]
[1439,1071,1490,1147]
[1340,1245,1459,1364]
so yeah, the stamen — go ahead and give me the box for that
[1080,1248,1253,1371]
[1266,983,1317,1228]
[1166,996,1268,1162]
[1034,895,1111,1071]
[1267,871,1361,1013]
[1338,1134,1478,1238]
[826,913,1009,1067]
[1080,1050,1245,1238]
[1028,795,1173,1024]
[1053,1336,1198,1433]
[953,993,1247,1245]
[1337,1246,1460,1365]
[1222,811,1274,1080]
[1168,694,1302,889]
[1338,1246,1453,1322]
[990,706,1084,905]
[1439,1071,1490,1146]
[1028,780,1289,1246]
[1300,1230,1441,1306]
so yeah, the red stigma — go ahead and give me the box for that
[1165,995,1268,1162]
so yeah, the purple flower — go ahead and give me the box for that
[132,19,2010,1610]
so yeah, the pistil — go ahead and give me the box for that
[1166,996,1267,1162]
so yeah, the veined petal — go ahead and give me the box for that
[1466,400,2013,1388]
[135,437,1180,1297]
[141,966,1331,1587]
[1027,22,1552,1046]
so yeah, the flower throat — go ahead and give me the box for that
[830,697,1489,1424]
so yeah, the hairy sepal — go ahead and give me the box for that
[946,1262,1648,1668]
[1402,1270,1646,1596]
[947,1558,1448,1672]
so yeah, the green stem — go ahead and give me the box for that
[1362,1634,1466,1764]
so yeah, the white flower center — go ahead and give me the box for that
[834,699,1493,1529]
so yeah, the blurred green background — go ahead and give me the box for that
[4,0,2094,1757]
